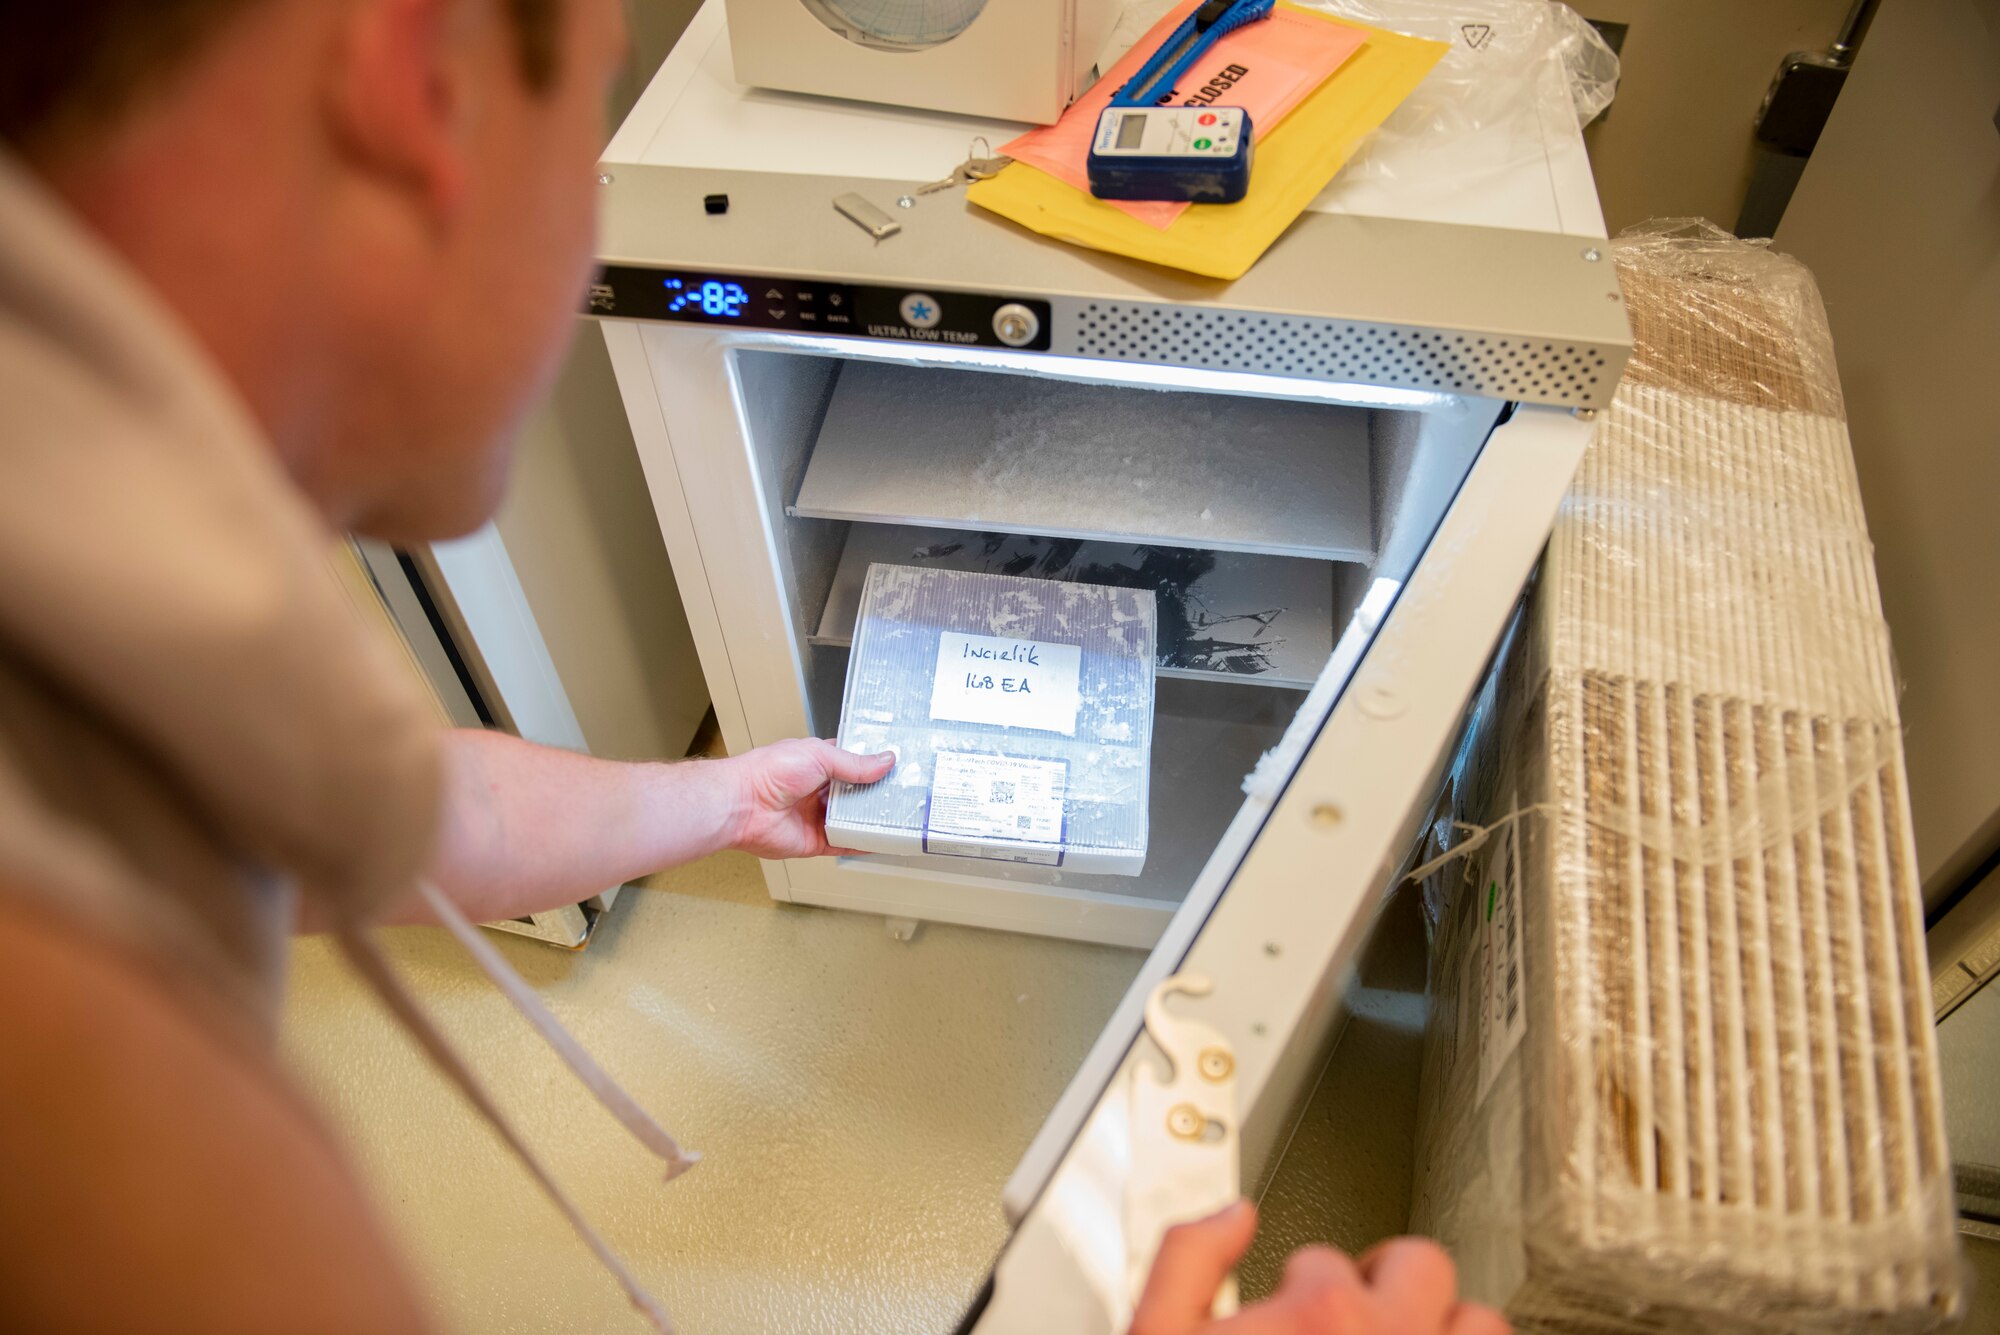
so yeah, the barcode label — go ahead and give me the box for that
[924,751,1066,865]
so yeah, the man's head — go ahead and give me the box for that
[2,0,627,541]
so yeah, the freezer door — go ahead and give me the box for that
[967,404,1593,1334]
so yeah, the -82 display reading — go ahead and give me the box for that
[663,276,748,318]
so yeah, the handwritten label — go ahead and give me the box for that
[928,631,1082,736]
[925,752,1066,865]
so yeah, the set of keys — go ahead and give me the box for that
[913,140,1014,196]
[834,140,1014,241]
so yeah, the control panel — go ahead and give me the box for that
[587,266,1052,351]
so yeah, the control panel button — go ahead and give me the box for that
[899,292,943,328]
[1198,112,1218,126]
[992,302,1041,348]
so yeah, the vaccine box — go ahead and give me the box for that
[827,564,1156,876]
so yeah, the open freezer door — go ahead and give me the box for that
[965,403,1594,1334]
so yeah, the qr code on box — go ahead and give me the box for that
[989,781,1015,804]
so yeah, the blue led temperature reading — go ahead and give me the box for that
[663,276,748,319]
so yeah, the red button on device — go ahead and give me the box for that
[1197,112,1218,126]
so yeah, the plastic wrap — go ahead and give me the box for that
[1106,0,1615,139]
[1302,0,1615,210]
[1613,219,1847,419]
[1406,226,1964,1333]
[1311,0,1615,144]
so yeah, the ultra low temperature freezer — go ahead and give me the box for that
[593,5,1628,1327]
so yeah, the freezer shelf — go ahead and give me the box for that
[788,361,1376,562]
[809,523,1339,689]
[843,674,1302,906]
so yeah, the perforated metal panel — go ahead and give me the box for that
[1055,301,1618,406]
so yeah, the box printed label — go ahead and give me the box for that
[924,752,1067,865]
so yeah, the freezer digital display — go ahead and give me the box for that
[663,277,748,318]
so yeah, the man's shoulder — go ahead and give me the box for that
[0,901,434,1334]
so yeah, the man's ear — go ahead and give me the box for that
[324,0,474,222]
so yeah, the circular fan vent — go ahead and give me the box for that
[801,0,989,50]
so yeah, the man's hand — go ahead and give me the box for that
[1132,1202,1508,1335]
[398,732,895,930]
[722,738,895,860]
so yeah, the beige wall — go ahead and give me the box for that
[617,0,707,114]
[1773,0,2000,903]
[1581,0,1853,233]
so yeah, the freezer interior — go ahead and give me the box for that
[725,343,1505,913]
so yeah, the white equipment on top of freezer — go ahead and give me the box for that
[593,2,1626,1327]
[723,0,1126,124]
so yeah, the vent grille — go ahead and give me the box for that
[1066,302,1616,406]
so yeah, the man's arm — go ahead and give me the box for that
[398,728,894,926]
[0,905,434,1335]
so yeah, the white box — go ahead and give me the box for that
[723,0,1125,125]
[827,563,1155,875]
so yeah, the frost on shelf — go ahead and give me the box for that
[826,563,1157,876]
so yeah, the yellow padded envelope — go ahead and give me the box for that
[967,13,1447,281]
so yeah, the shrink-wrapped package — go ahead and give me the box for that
[1409,223,1961,1333]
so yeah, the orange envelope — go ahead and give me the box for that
[1002,0,1367,230]
[969,13,1446,280]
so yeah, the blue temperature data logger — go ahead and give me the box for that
[1086,0,1269,204]
[663,276,749,319]
[1087,106,1253,204]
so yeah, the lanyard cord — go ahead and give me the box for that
[336,880,698,1333]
